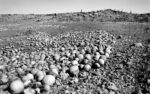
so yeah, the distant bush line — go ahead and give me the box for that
[0,9,150,22]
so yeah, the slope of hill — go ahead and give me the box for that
[54,9,150,22]
[1,9,149,23]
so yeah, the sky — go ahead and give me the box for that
[0,0,150,14]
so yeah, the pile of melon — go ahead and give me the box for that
[0,30,119,94]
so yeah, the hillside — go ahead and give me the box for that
[52,9,150,22]
[0,9,150,23]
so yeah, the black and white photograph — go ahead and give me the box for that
[0,0,150,94]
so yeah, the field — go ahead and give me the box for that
[0,13,150,94]
[0,20,150,41]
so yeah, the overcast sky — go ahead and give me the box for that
[0,0,150,14]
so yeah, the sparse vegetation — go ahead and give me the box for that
[1,9,150,22]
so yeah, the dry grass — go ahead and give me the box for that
[0,21,150,42]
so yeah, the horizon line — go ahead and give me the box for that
[0,9,150,15]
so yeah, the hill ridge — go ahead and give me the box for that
[0,9,150,22]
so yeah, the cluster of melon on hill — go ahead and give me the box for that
[0,30,121,94]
